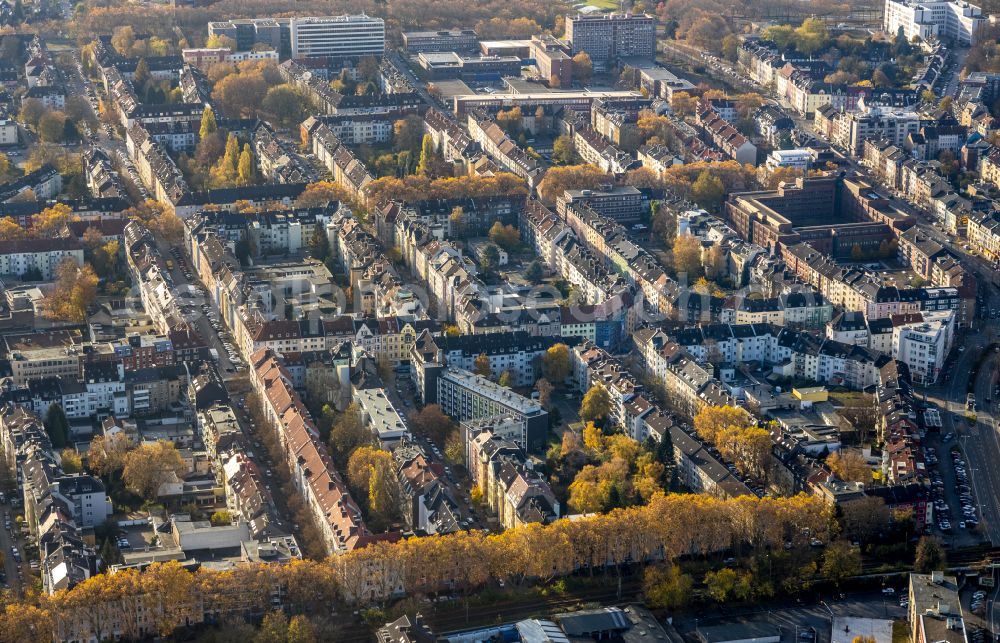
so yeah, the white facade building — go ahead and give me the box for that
[766,149,812,172]
[289,15,386,59]
[0,119,19,145]
[883,0,985,46]
[891,310,955,384]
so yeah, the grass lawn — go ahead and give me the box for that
[575,0,619,9]
[892,620,909,643]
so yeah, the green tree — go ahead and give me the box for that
[498,370,514,388]
[792,18,829,56]
[705,567,739,602]
[488,221,520,251]
[654,430,677,490]
[416,134,440,177]
[121,440,186,501]
[60,448,83,474]
[552,134,576,165]
[256,611,289,643]
[44,403,69,449]
[393,115,425,154]
[914,536,946,573]
[261,84,307,128]
[199,105,217,140]
[37,111,67,143]
[237,143,254,186]
[223,133,240,173]
[643,564,693,609]
[673,234,703,278]
[18,98,47,130]
[821,540,862,586]
[481,243,501,273]
[579,383,612,424]
[133,58,151,90]
[691,170,726,211]
[329,403,369,461]
[525,260,545,283]
[408,404,455,444]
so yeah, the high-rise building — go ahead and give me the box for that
[289,15,385,59]
[883,0,985,46]
[207,15,385,59]
[565,13,656,66]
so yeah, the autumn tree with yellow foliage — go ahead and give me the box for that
[0,491,833,638]
[364,172,527,206]
[124,200,184,245]
[692,405,771,482]
[43,259,98,322]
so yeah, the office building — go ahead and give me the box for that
[402,29,479,54]
[289,15,385,59]
[884,0,985,46]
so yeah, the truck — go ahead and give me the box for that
[210,348,219,362]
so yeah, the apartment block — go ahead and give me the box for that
[565,13,656,66]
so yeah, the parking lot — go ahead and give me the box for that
[925,434,983,545]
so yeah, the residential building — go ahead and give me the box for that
[465,425,559,530]
[907,572,966,643]
[565,13,656,66]
[0,238,83,280]
[892,310,954,384]
[435,368,548,452]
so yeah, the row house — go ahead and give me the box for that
[967,210,1000,261]
[423,107,480,171]
[302,120,375,202]
[899,159,951,211]
[637,144,684,176]
[721,291,833,329]
[250,349,393,555]
[465,425,559,530]
[782,243,962,321]
[83,148,128,200]
[695,107,757,165]
[568,342,645,431]
[466,111,548,188]
[126,124,190,206]
[124,221,186,331]
[0,405,104,595]
[572,126,641,174]
[522,199,634,310]
[862,138,909,190]
[637,322,885,391]
[252,121,318,184]
[977,147,1000,191]
[0,163,62,203]
[394,444,460,535]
